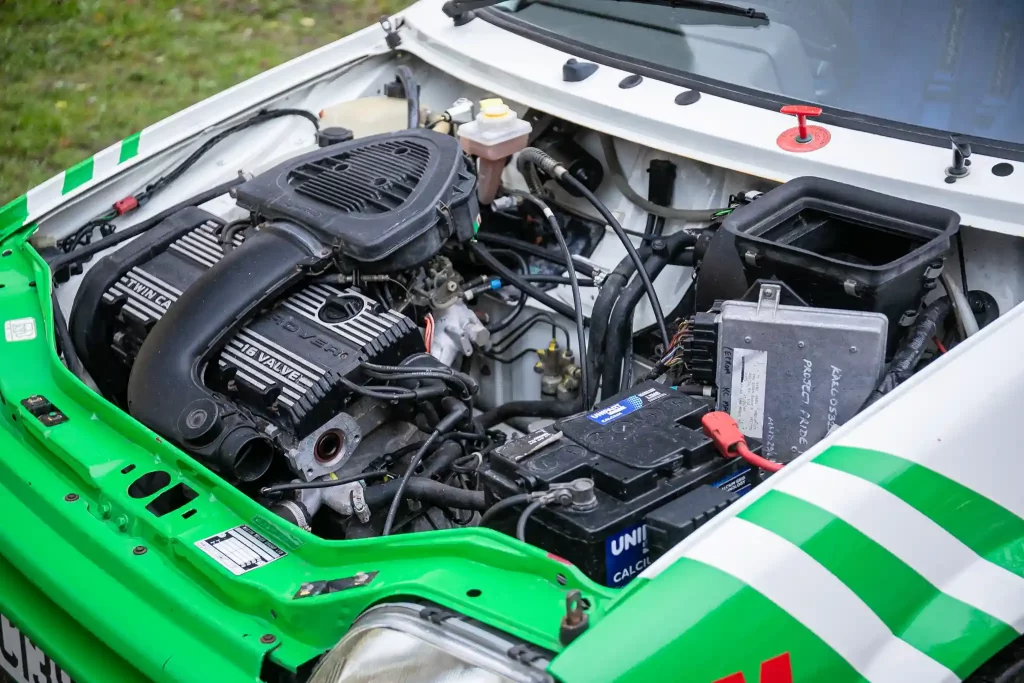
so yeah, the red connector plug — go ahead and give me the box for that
[701,411,782,473]
[113,196,139,216]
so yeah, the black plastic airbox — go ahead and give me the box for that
[233,129,478,272]
[721,177,959,348]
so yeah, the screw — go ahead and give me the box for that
[260,634,277,644]
[132,545,147,555]
[763,289,775,299]
[64,493,79,502]
[797,341,805,348]
[556,573,568,586]
[850,346,858,353]
[744,336,752,343]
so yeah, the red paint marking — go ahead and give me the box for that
[546,552,573,566]
[713,653,793,683]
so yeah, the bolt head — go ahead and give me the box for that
[64,493,79,502]
[744,336,752,344]
[850,346,858,353]
[763,289,775,299]
[797,341,805,348]
[132,545,147,555]
[260,634,277,644]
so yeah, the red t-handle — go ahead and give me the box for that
[780,105,822,143]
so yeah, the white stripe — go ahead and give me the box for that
[25,176,65,214]
[684,518,957,683]
[92,148,120,180]
[776,463,1024,631]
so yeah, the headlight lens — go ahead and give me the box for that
[309,603,553,683]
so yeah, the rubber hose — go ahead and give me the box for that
[469,242,581,321]
[558,171,671,348]
[940,270,980,338]
[394,66,420,129]
[475,397,584,430]
[485,248,529,334]
[604,232,696,392]
[363,478,486,511]
[598,134,726,222]
[478,493,534,528]
[474,232,598,277]
[512,192,590,402]
[516,499,545,542]
[863,297,951,408]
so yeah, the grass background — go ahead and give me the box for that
[0,0,410,205]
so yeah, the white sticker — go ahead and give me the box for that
[195,525,286,575]
[729,348,768,438]
[4,318,36,342]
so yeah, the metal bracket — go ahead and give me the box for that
[755,283,781,319]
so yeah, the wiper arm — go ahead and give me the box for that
[442,0,768,23]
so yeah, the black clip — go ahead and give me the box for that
[21,395,68,427]
[419,605,457,624]
[507,643,547,664]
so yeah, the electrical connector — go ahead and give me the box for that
[701,411,782,473]
[446,97,474,125]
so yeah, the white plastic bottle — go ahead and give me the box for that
[457,98,532,204]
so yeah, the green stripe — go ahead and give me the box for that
[739,490,1014,677]
[61,157,94,194]
[816,446,1024,576]
[0,195,29,240]
[551,558,865,683]
[119,132,141,163]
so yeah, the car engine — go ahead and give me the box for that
[59,81,990,589]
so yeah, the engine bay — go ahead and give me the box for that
[42,58,1013,590]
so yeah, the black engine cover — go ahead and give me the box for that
[233,129,479,272]
[71,208,423,437]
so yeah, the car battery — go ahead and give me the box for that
[480,382,758,587]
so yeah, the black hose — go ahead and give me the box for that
[469,242,580,321]
[485,249,529,334]
[364,478,486,511]
[478,493,533,528]
[605,232,696,393]
[863,298,951,408]
[558,172,670,349]
[516,499,545,542]
[51,289,85,379]
[474,232,598,277]
[513,192,590,403]
[584,256,639,407]
[382,403,468,536]
[394,66,420,129]
[383,431,440,536]
[475,397,584,430]
[523,275,596,286]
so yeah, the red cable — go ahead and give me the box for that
[736,443,783,473]
[701,411,784,474]
[934,337,947,354]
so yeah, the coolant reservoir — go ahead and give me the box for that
[458,98,532,204]
[319,96,410,138]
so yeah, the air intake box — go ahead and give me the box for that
[719,177,959,350]
[233,129,478,272]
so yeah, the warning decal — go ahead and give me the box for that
[195,525,286,575]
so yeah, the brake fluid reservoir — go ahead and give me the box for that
[458,98,532,204]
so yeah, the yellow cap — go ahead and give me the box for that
[480,98,511,119]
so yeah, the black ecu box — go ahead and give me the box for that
[480,382,759,588]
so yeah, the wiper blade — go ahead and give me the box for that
[443,0,768,22]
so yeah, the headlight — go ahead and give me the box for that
[309,602,554,683]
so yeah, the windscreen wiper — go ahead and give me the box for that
[442,0,768,23]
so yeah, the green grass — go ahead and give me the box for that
[0,0,410,205]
